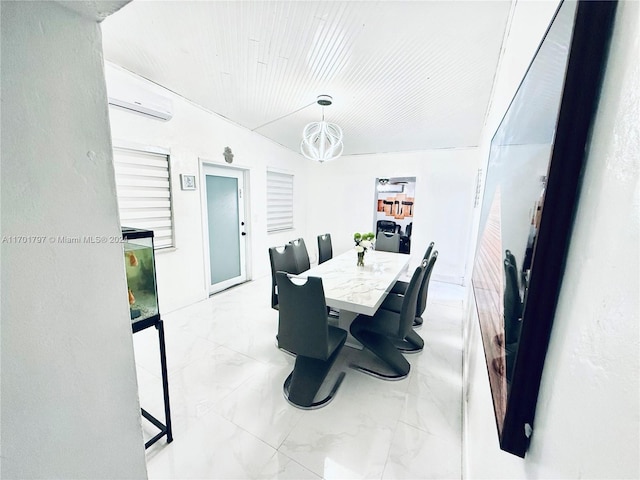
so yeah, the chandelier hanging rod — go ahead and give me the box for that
[251,101,316,131]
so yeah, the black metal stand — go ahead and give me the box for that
[133,317,173,449]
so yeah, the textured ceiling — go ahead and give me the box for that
[101,1,512,156]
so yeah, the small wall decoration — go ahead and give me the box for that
[180,174,196,190]
[223,146,234,164]
[377,194,414,219]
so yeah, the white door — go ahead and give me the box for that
[202,164,247,294]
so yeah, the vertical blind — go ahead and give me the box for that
[113,147,174,248]
[266,170,294,232]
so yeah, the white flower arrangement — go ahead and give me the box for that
[354,232,375,250]
[354,232,375,266]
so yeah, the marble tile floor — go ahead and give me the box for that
[133,275,466,480]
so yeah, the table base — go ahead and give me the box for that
[338,310,364,349]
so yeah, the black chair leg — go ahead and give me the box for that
[393,329,424,353]
[350,329,410,380]
[283,337,346,409]
[413,316,423,328]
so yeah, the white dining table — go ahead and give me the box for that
[298,249,411,347]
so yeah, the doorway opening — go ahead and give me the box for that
[374,177,416,254]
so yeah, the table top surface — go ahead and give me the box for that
[299,250,410,316]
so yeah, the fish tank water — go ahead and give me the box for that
[122,228,159,325]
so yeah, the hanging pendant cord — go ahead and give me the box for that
[252,101,316,131]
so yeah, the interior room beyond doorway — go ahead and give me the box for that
[374,177,416,254]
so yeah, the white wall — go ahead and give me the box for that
[305,148,479,285]
[106,64,309,312]
[1,3,147,478]
[106,63,481,310]
[464,1,640,477]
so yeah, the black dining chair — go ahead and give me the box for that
[317,233,339,318]
[317,234,333,264]
[505,249,519,290]
[391,242,434,295]
[503,255,523,347]
[276,272,347,408]
[400,222,412,254]
[268,244,298,310]
[375,231,400,253]
[380,251,438,353]
[289,238,310,273]
[503,256,523,382]
[390,242,435,327]
[376,220,400,234]
[349,258,427,380]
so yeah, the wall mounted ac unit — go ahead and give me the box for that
[108,93,173,121]
[105,63,173,121]
[377,184,404,193]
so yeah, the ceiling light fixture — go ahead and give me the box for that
[300,95,343,163]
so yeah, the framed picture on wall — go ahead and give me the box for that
[471,0,617,457]
[180,174,196,190]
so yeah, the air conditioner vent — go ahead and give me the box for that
[105,63,173,121]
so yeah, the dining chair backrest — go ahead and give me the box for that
[398,258,428,338]
[405,222,413,237]
[423,242,434,262]
[289,238,310,274]
[416,251,438,318]
[276,272,330,360]
[504,257,522,345]
[268,244,298,309]
[376,231,400,253]
[505,249,519,290]
[317,234,333,265]
[377,220,400,234]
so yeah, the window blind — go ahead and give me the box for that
[113,147,174,248]
[266,170,294,233]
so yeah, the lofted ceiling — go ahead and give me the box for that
[101,1,513,156]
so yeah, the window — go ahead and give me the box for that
[113,146,174,248]
[266,170,294,233]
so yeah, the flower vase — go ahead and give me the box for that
[357,251,365,267]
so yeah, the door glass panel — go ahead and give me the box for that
[206,175,240,284]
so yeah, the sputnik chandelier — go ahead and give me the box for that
[300,95,344,163]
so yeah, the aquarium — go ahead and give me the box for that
[122,228,159,325]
